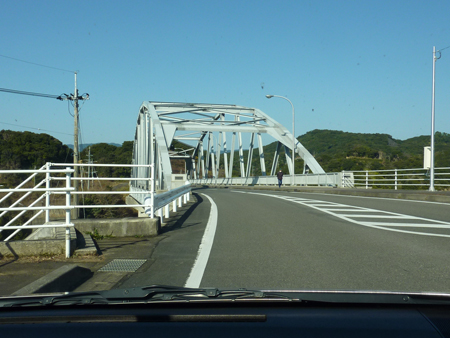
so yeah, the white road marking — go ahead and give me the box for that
[299,191,450,206]
[184,193,218,288]
[360,222,450,228]
[233,191,450,238]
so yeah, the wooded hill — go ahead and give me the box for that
[231,130,450,175]
[292,129,450,173]
[1,129,449,178]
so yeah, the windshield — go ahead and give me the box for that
[1,0,450,299]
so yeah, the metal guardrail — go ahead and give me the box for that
[143,183,191,223]
[342,167,450,190]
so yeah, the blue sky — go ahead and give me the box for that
[1,0,449,146]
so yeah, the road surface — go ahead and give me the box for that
[119,188,450,293]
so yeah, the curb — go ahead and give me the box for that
[12,264,92,296]
[74,233,98,256]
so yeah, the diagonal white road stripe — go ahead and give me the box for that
[233,191,450,238]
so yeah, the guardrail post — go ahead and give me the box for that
[158,208,164,223]
[165,204,170,218]
[366,171,369,189]
[45,162,50,223]
[150,165,155,218]
[341,171,345,187]
[395,169,398,190]
[65,167,71,258]
[178,196,182,208]
[173,199,177,212]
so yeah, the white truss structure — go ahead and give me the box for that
[131,101,324,191]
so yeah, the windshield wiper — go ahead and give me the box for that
[0,285,299,307]
[5,287,450,308]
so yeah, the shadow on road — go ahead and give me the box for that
[160,192,203,234]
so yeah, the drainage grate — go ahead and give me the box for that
[98,259,147,272]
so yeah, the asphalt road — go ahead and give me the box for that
[122,188,450,293]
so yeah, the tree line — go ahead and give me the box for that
[1,129,449,179]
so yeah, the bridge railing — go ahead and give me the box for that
[342,167,450,190]
[0,165,75,257]
[189,172,340,187]
[189,167,450,190]
[48,163,191,223]
[0,163,153,258]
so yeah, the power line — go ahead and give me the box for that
[0,121,74,136]
[0,87,64,100]
[0,87,89,101]
[0,54,75,73]
[438,45,450,52]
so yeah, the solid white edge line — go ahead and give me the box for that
[184,193,218,288]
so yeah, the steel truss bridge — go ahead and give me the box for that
[130,101,324,192]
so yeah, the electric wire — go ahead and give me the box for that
[437,45,450,52]
[0,121,74,136]
[0,54,75,73]
[78,99,87,113]
[0,87,63,100]
[67,100,74,117]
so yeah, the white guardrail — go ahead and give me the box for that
[0,162,192,258]
[343,167,450,189]
[129,182,191,222]
[189,167,450,190]
[189,172,340,187]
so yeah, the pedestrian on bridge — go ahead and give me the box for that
[277,170,283,188]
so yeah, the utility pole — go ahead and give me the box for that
[73,72,79,217]
[58,72,89,218]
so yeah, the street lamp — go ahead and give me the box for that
[266,94,296,186]
[430,46,440,192]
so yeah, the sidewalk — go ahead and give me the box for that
[0,197,197,297]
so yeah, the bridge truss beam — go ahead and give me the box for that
[131,101,324,191]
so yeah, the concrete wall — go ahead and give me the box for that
[73,217,160,237]
[0,217,160,257]
[0,238,76,258]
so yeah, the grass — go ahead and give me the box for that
[85,228,114,240]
